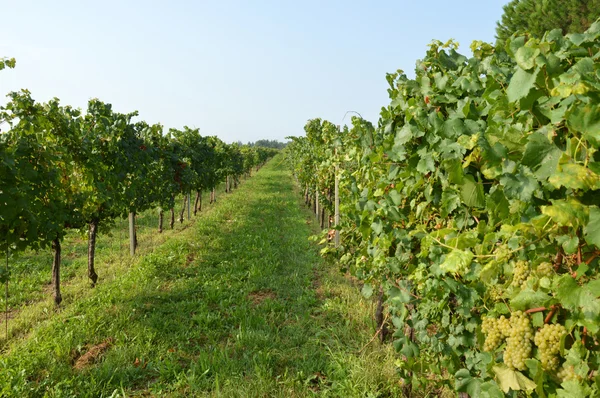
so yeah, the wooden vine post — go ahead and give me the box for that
[129,212,136,256]
[5,248,8,340]
[187,192,191,220]
[334,128,340,248]
[315,185,319,222]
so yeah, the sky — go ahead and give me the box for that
[0,0,509,143]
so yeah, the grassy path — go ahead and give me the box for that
[0,156,401,397]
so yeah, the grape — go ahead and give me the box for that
[482,317,504,351]
[536,262,554,278]
[487,285,504,301]
[503,311,533,370]
[511,260,530,287]
[534,323,566,370]
[481,312,533,370]
[557,364,581,382]
[498,315,511,338]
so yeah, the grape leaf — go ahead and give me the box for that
[521,132,561,180]
[499,171,538,202]
[439,249,473,275]
[541,199,588,228]
[584,207,600,249]
[510,288,551,311]
[515,46,540,70]
[455,369,482,397]
[567,103,600,145]
[361,283,374,299]
[507,67,539,103]
[492,365,536,393]
[549,163,600,190]
[557,380,592,398]
[460,175,485,208]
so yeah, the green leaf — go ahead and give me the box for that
[455,369,482,397]
[567,103,600,145]
[416,152,435,174]
[554,275,581,312]
[532,311,544,328]
[553,275,600,323]
[557,380,592,398]
[584,207,600,249]
[388,189,402,206]
[441,189,461,217]
[492,365,536,393]
[541,199,589,228]
[507,67,539,103]
[361,283,374,299]
[515,46,540,70]
[499,170,538,202]
[510,288,551,311]
[439,249,473,275]
[549,163,600,190]
[559,235,579,254]
[460,175,485,208]
[521,132,561,180]
[480,381,504,398]
[371,219,383,235]
[388,283,413,304]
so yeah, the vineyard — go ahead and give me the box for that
[286,21,600,396]
[0,57,276,311]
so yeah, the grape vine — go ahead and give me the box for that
[1,60,278,305]
[286,20,600,396]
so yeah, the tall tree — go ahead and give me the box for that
[496,0,600,47]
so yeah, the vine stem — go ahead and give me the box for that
[586,251,600,265]
[544,305,559,324]
[525,307,546,314]
[358,312,389,354]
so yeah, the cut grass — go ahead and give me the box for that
[0,156,402,397]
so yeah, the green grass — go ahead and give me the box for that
[0,156,402,397]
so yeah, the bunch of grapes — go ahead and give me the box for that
[511,260,530,287]
[487,285,504,302]
[534,323,566,370]
[557,364,581,382]
[503,311,534,370]
[482,317,504,351]
[536,262,554,278]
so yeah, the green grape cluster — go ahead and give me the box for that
[487,285,504,302]
[536,262,554,278]
[534,324,566,370]
[482,317,504,351]
[557,365,581,382]
[511,260,530,287]
[503,311,534,370]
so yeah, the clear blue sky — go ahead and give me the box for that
[0,0,509,143]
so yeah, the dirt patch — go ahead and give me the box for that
[247,289,276,306]
[73,338,114,370]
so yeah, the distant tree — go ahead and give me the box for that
[247,139,287,149]
[496,0,600,47]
